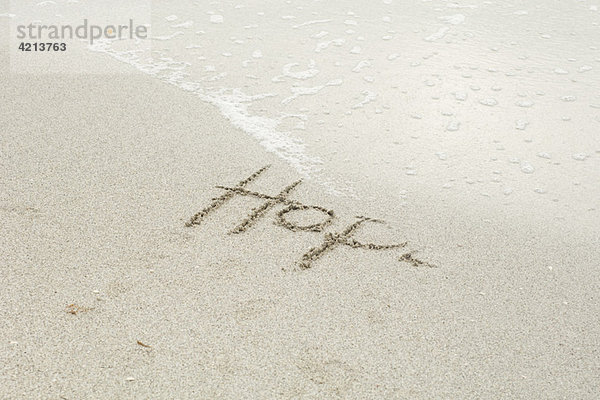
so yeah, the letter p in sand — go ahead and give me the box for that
[298,216,407,269]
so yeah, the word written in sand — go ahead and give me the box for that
[186,166,432,269]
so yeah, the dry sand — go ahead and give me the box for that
[2,17,600,400]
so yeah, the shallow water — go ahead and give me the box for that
[10,0,600,225]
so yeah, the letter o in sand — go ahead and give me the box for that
[276,204,334,232]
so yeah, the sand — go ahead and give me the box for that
[2,2,600,399]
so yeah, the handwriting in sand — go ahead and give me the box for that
[186,166,435,269]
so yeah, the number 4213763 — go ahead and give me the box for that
[19,42,66,51]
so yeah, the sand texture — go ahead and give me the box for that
[2,2,600,399]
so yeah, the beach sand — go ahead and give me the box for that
[2,2,600,399]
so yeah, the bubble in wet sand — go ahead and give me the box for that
[480,98,498,106]
[210,15,224,24]
[520,161,535,174]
